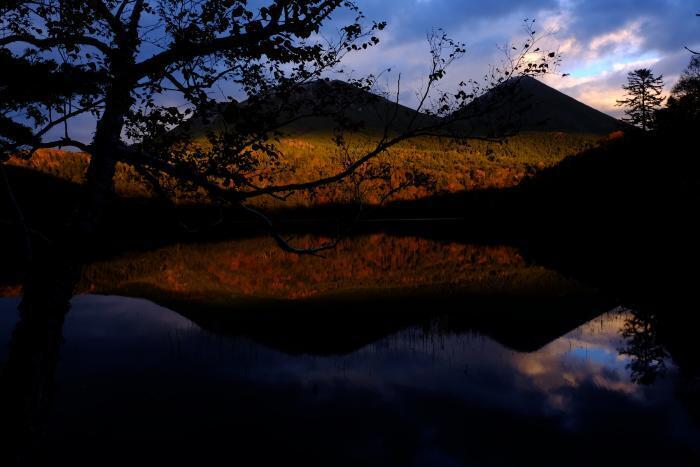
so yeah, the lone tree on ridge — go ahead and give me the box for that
[617,68,665,131]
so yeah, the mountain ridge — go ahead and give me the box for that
[184,76,624,138]
[497,75,623,134]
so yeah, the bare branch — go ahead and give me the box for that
[32,138,92,153]
[240,203,339,256]
[34,99,105,140]
[115,0,131,20]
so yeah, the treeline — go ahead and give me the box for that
[6,131,602,209]
[76,235,583,302]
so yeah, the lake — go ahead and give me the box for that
[1,234,699,466]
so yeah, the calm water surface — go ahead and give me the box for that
[1,293,698,466]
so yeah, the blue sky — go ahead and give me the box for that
[334,0,700,117]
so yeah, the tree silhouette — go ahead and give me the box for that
[1,4,557,253]
[672,56,700,99]
[619,310,668,385]
[662,56,700,129]
[1,4,560,464]
[616,69,665,131]
[0,3,560,302]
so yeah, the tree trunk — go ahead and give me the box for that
[0,77,133,466]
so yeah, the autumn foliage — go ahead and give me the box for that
[6,131,602,208]
[75,234,584,302]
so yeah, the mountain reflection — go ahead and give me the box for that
[76,235,587,302]
[36,235,609,356]
[0,296,697,466]
[1,234,698,466]
[343,310,652,407]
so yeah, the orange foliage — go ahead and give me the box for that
[80,235,583,301]
[606,130,626,141]
[5,131,601,208]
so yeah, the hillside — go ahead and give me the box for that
[5,132,602,208]
[4,78,620,208]
[174,77,621,207]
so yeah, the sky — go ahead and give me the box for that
[28,0,700,143]
[332,0,700,117]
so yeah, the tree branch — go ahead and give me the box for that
[133,1,340,78]
[0,34,113,56]
[33,138,92,153]
[240,203,339,256]
[34,99,105,140]
[85,0,126,40]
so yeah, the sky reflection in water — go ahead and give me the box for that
[0,296,698,466]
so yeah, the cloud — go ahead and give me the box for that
[588,21,644,56]
[335,0,700,115]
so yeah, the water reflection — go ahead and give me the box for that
[1,296,698,466]
[75,235,589,303]
[619,310,669,385]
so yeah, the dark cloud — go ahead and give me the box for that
[348,0,697,54]
[355,0,559,39]
[561,0,699,54]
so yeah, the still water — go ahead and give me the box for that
[0,235,699,466]
[0,295,698,466]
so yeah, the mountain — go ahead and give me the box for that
[184,79,439,139]
[185,76,623,138]
[278,79,441,135]
[4,77,621,213]
[454,76,624,135]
